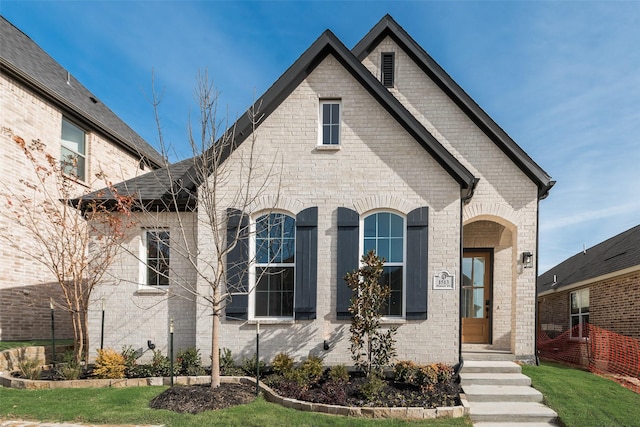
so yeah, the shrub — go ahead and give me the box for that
[16,354,41,380]
[131,349,177,378]
[275,378,307,400]
[314,380,347,405]
[271,352,295,376]
[241,353,266,377]
[360,374,386,402]
[394,360,418,383]
[57,350,82,380]
[219,348,244,376]
[93,348,126,379]
[301,355,324,384]
[176,347,205,376]
[328,364,349,383]
[121,346,138,378]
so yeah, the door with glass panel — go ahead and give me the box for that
[462,251,492,343]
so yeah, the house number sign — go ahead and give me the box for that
[433,271,455,290]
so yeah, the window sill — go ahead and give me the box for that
[315,145,341,152]
[135,286,168,296]
[380,318,406,325]
[247,319,295,325]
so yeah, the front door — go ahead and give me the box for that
[462,250,492,343]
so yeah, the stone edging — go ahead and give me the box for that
[0,370,469,420]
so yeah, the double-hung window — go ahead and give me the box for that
[60,118,86,181]
[362,212,405,317]
[570,288,589,339]
[143,229,170,287]
[253,213,296,318]
[320,100,340,146]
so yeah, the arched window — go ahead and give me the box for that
[362,212,405,317]
[252,213,296,318]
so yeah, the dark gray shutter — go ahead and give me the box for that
[336,207,360,319]
[382,52,395,88]
[225,208,249,320]
[405,207,429,320]
[294,207,318,320]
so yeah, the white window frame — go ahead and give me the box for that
[570,288,589,340]
[248,211,296,320]
[139,228,170,288]
[60,117,87,181]
[359,210,406,319]
[318,100,341,146]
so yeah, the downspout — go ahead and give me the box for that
[456,178,479,378]
[534,197,541,366]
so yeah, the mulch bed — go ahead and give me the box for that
[149,383,256,413]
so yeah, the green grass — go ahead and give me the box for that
[522,361,640,427]
[0,387,471,427]
[0,339,73,351]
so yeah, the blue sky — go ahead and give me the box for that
[2,1,639,273]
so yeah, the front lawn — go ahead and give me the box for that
[0,386,471,427]
[522,361,640,427]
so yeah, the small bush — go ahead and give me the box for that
[219,348,244,376]
[241,353,266,377]
[57,350,82,380]
[301,355,323,384]
[176,347,205,376]
[360,374,386,402]
[275,378,307,400]
[394,360,418,383]
[130,350,177,378]
[16,354,41,380]
[121,346,138,378]
[328,364,349,383]
[93,348,126,379]
[271,352,295,376]
[314,380,347,405]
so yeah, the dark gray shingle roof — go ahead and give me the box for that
[0,16,164,167]
[538,225,640,293]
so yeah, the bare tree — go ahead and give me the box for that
[1,128,135,363]
[125,71,281,388]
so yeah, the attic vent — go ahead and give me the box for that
[381,52,394,88]
[89,96,98,104]
[66,71,71,85]
[604,251,626,261]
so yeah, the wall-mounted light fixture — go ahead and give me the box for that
[323,340,330,351]
[147,340,156,350]
[522,251,534,268]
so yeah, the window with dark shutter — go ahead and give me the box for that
[336,207,360,319]
[225,208,249,320]
[381,52,395,88]
[405,207,429,319]
[294,207,318,320]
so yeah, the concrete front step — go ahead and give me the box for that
[461,360,522,374]
[468,402,558,423]
[462,351,516,362]
[460,372,531,386]
[462,384,543,402]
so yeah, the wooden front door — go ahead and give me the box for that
[462,250,492,343]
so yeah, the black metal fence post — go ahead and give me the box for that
[255,321,260,396]
[170,318,174,387]
[100,299,105,350]
[49,298,56,368]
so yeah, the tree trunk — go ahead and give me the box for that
[211,307,221,388]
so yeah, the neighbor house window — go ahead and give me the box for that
[320,100,340,145]
[362,212,405,317]
[252,213,295,318]
[570,288,589,339]
[381,52,395,88]
[60,117,86,181]
[143,229,170,286]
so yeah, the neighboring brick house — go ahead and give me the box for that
[0,16,164,340]
[538,225,640,340]
[85,15,553,366]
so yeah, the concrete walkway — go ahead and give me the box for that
[460,351,558,426]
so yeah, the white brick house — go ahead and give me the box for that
[85,15,553,366]
[0,16,164,340]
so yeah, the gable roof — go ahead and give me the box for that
[0,16,164,168]
[82,25,479,207]
[353,15,554,199]
[538,225,640,294]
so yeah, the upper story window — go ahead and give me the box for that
[570,288,589,339]
[252,213,296,318]
[362,212,405,317]
[320,100,341,146]
[381,52,395,88]
[142,229,170,287]
[60,117,86,181]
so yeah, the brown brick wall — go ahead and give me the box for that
[538,269,640,339]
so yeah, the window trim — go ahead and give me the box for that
[60,117,87,181]
[248,211,296,320]
[569,288,589,340]
[139,228,170,288]
[359,210,407,319]
[318,100,341,147]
